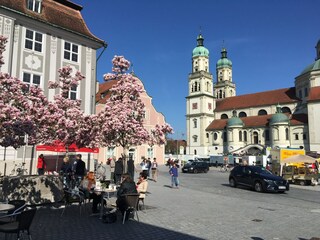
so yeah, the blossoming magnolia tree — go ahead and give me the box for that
[99,56,173,171]
[0,36,54,149]
[48,66,97,150]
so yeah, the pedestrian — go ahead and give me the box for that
[60,156,72,188]
[114,157,124,185]
[37,154,46,175]
[127,156,135,180]
[146,157,152,178]
[169,163,179,188]
[74,154,86,184]
[151,157,158,182]
[140,157,148,175]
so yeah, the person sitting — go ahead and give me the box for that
[79,171,102,214]
[136,172,148,209]
[116,173,138,216]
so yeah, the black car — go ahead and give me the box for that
[229,165,289,193]
[182,161,209,173]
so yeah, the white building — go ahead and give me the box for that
[0,0,106,173]
[186,35,320,157]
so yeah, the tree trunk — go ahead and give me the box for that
[121,147,129,173]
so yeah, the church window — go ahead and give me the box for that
[192,103,198,109]
[303,133,307,140]
[265,130,270,141]
[208,103,212,110]
[304,88,308,97]
[221,114,228,119]
[239,112,247,118]
[206,133,209,142]
[195,61,198,65]
[253,132,259,144]
[193,119,197,128]
[285,128,289,140]
[281,107,291,114]
[294,133,299,140]
[244,131,247,142]
[219,90,223,98]
[258,109,267,115]
[195,68,198,72]
[214,132,218,141]
[194,149,197,155]
[299,90,302,98]
[223,132,227,142]
[239,131,242,141]
[198,83,201,91]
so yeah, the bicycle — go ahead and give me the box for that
[10,162,28,176]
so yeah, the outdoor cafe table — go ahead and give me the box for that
[0,203,14,212]
[94,189,117,219]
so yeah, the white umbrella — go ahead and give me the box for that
[282,154,317,164]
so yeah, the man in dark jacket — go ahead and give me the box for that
[114,157,124,184]
[127,157,135,180]
[74,154,86,181]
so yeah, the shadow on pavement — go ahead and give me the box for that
[0,206,205,240]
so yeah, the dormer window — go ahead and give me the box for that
[27,0,42,13]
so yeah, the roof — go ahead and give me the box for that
[206,113,307,131]
[0,0,106,46]
[300,59,320,75]
[95,80,117,104]
[215,87,299,111]
[308,86,320,103]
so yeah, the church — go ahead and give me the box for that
[186,34,320,157]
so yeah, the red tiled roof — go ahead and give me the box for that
[215,87,299,111]
[308,86,320,102]
[95,80,117,104]
[206,113,307,131]
[1,0,105,46]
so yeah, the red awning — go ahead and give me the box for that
[36,141,99,153]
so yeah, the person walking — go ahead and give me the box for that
[37,154,46,175]
[169,163,179,188]
[127,156,135,180]
[151,157,158,182]
[146,158,152,178]
[114,157,124,185]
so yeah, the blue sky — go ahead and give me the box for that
[76,0,320,139]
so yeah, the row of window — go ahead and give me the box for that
[220,107,292,119]
[298,88,309,99]
[22,72,77,99]
[25,29,79,62]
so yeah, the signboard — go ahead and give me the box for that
[280,149,305,161]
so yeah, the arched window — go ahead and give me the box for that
[285,128,289,140]
[221,114,228,119]
[194,149,197,155]
[193,119,197,128]
[214,132,218,141]
[265,130,270,141]
[223,132,227,142]
[258,109,268,115]
[206,133,209,142]
[239,131,242,141]
[253,131,259,144]
[198,82,201,91]
[244,131,247,142]
[281,107,291,114]
[238,111,247,118]
[219,90,223,99]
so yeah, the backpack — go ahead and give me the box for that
[102,211,117,224]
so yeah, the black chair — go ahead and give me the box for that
[61,189,85,216]
[122,193,140,224]
[0,208,37,240]
[0,200,27,225]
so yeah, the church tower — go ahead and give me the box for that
[214,48,236,99]
[186,34,215,156]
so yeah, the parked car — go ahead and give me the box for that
[182,161,209,173]
[229,165,289,193]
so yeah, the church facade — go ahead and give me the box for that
[186,34,320,157]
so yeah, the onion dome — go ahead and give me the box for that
[217,48,232,68]
[227,110,243,127]
[270,104,289,125]
[192,34,209,57]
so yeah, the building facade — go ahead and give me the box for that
[96,75,167,164]
[186,35,320,157]
[0,0,105,173]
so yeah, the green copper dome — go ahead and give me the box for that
[227,110,243,127]
[270,105,289,125]
[192,34,209,57]
[217,48,232,68]
[300,58,320,75]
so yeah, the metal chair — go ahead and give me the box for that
[61,189,85,216]
[0,208,37,240]
[122,193,140,224]
[0,200,27,225]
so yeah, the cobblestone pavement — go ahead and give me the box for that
[1,166,320,240]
